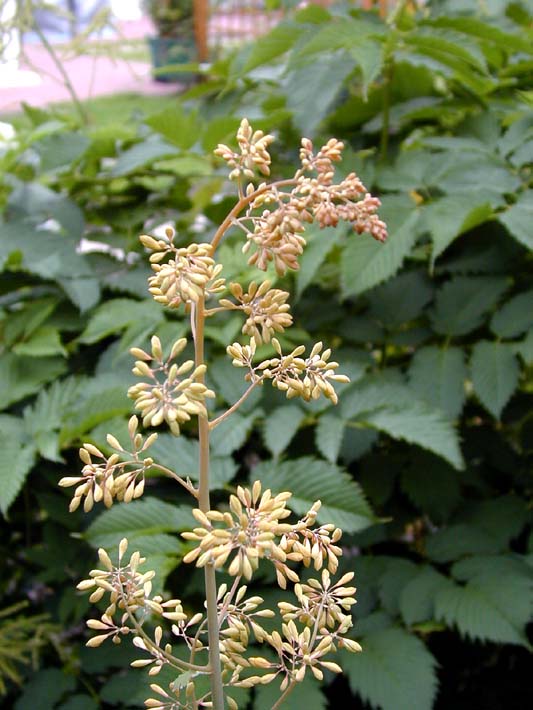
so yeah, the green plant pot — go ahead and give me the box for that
[147,35,197,84]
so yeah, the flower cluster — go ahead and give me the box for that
[141,230,225,309]
[127,336,214,436]
[75,482,361,709]
[219,280,292,344]
[227,337,349,405]
[76,539,159,630]
[215,120,387,276]
[58,416,157,512]
[181,482,344,590]
[65,119,382,710]
[182,481,292,579]
[214,118,275,180]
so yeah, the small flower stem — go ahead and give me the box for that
[150,463,198,498]
[217,575,242,624]
[204,305,240,317]
[120,593,208,673]
[209,379,263,430]
[210,179,297,252]
[194,294,225,710]
[272,680,297,710]
[31,21,90,127]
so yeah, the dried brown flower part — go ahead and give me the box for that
[219,280,292,344]
[182,481,293,579]
[127,336,215,436]
[214,118,275,180]
[140,230,225,309]
[218,129,387,275]
[58,416,158,512]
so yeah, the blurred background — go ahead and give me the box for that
[1,1,532,709]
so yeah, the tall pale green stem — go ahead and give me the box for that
[194,296,225,710]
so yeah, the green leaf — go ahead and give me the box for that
[378,558,419,616]
[14,668,76,710]
[342,627,438,710]
[34,132,90,171]
[111,137,179,175]
[254,675,326,710]
[284,51,356,137]
[515,328,533,365]
[470,341,520,418]
[435,574,532,647]
[451,555,533,585]
[0,353,67,407]
[349,39,385,98]
[426,495,528,562]
[368,271,433,328]
[400,34,493,94]
[0,222,97,308]
[242,23,303,72]
[423,195,492,266]
[400,567,449,626]
[433,154,520,199]
[426,16,533,54]
[60,384,131,442]
[340,372,411,419]
[59,276,100,312]
[341,202,420,299]
[56,695,99,710]
[340,428,378,464]
[408,346,466,419]
[149,433,237,489]
[405,27,488,73]
[209,357,262,413]
[252,457,376,533]
[263,405,305,457]
[2,299,58,346]
[296,224,341,298]
[315,413,345,463]
[431,276,509,336]
[499,191,533,249]
[85,497,194,548]
[79,298,163,344]
[401,454,461,523]
[0,431,36,516]
[490,289,533,338]
[364,403,464,470]
[144,106,199,149]
[23,377,81,459]
[8,181,85,238]
[211,411,257,456]
[12,326,67,358]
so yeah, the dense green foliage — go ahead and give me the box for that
[1,1,532,708]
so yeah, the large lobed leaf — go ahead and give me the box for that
[251,457,376,533]
[342,627,438,710]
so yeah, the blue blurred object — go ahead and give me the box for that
[24,0,113,43]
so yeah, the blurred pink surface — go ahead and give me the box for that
[0,18,180,114]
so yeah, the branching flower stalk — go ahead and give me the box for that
[59,119,387,709]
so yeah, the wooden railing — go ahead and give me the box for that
[194,1,398,62]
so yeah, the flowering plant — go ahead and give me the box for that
[60,119,386,709]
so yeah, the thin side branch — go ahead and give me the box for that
[272,680,297,710]
[150,463,198,498]
[209,379,263,430]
